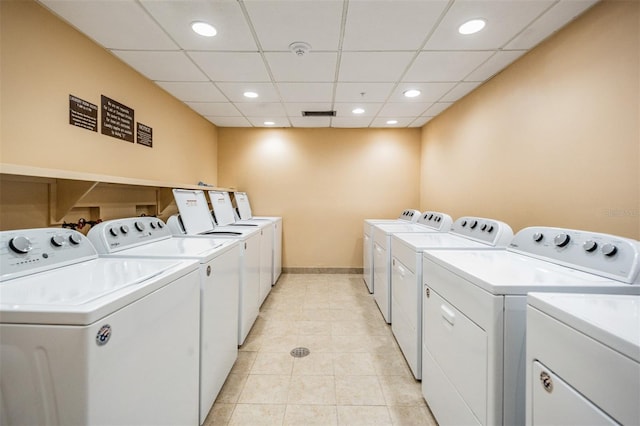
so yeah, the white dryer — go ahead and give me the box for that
[526,292,640,426]
[373,211,453,323]
[232,191,283,285]
[87,217,240,425]
[421,227,640,426]
[169,189,261,345]
[363,209,421,294]
[0,228,200,425]
[390,216,513,379]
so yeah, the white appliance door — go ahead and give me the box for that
[238,234,261,345]
[272,219,282,284]
[363,229,373,293]
[373,241,390,323]
[259,225,273,305]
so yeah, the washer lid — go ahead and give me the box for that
[528,292,640,362]
[392,232,489,250]
[375,223,442,234]
[0,257,198,325]
[103,237,238,261]
[423,249,639,295]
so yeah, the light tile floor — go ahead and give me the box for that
[204,274,438,426]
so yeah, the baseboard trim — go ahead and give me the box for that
[282,267,363,274]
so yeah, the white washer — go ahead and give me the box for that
[363,209,421,294]
[0,227,200,426]
[87,217,240,425]
[232,191,283,285]
[526,292,640,426]
[373,211,453,323]
[421,227,640,426]
[390,216,513,379]
[208,190,274,300]
[169,189,261,345]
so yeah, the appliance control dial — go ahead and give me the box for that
[461,220,467,227]
[486,225,494,233]
[157,221,164,228]
[134,221,145,232]
[9,236,32,254]
[469,220,478,229]
[120,225,129,234]
[481,224,487,231]
[554,233,571,247]
[583,240,598,252]
[69,233,82,245]
[533,232,544,242]
[50,235,66,247]
[109,227,118,237]
[601,243,617,257]
[150,222,156,229]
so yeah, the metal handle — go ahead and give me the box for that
[440,304,455,325]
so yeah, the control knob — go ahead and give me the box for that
[486,225,494,233]
[150,222,156,229]
[109,227,119,237]
[69,233,82,245]
[469,220,478,229]
[554,233,571,247]
[157,221,164,228]
[9,236,32,254]
[120,225,129,234]
[533,232,544,242]
[583,240,598,252]
[601,243,617,257]
[51,235,66,247]
[461,220,467,227]
[134,221,145,232]
[481,224,487,231]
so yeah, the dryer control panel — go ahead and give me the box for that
[0,228,97,281]
[450,216,514,246]
[88,217,171,254]
[508,227,640,283]
[416,211,453,231]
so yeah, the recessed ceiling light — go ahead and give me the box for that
[264,121,275,126]
[191,21,217,37]
[403,89,421,98]
[243,91,258,98]
[386,120,398,125]
[352,108,365,114]
[458,19,486,35]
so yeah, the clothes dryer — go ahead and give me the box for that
[390,216,513,379]
[0,228,200,425]
[169,189,261,345]
[421,227,640,426]
[373,211,453,323]
[526,292,639,426]
[88,217,240,425]
[363,209,421,293]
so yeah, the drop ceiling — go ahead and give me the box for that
[39,0,597,128]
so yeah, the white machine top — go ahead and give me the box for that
[208,190,237,226]
[528,292,640,363]
[365,209,422,225]
[0,227,198,325]
[233,191,253,220]
[423,227,640,296]
[375,211,453,234]
[88,217,238,261]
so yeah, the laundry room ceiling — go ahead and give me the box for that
[38,0,597,128]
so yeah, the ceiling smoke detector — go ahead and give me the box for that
[289,41,311,57]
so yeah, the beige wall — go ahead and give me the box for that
[218,128,421,269]
[420,0,640,239]
[0,0,218,184]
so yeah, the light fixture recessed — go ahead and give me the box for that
[191,21,217,37]
[264,121,275,126]
[243,91,259,98]
[352,108,365,114]
[458,19,486,35]
[386,120,398,125]
[403,89,421,98]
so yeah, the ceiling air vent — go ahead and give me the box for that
[301,110,336,117]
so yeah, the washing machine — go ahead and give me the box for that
[363,209,421,294]
[526,292,640,426]
[421,227,640,426]
[169,189,261,345]
[232,191,283,284]
[390,216,513,379]
[208,190,274,297]
[373,211,453,323]
[0,227,200,425]
[87,217,240,425]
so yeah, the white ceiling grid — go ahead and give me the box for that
[39,0,598,128]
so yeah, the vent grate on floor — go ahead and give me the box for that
[290,347,310,358]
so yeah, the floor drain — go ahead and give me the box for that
[290,347,310,358]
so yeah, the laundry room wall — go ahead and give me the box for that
[420,0,640,240]
[217,128,421,270]
[0,0,218,185]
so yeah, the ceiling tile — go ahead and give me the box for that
[188,52,270,81]
[424,0,556,50]
[284,102,333,116]
[342,0,448,51]
[187,102,241,116]
[243,0,343,51]
[247,117,291,127]
[156,82,227,102]
[389,82,457,102]
[334,83,395,103]
[111,51,209,81]
[265,52,337,82]
[403,51,494,82]
[277,83,334,102]
[504,0,598,50]
[289,116,332,127]
[464,50,526,81]
[205,116,251,127]
[440,81,482,102]
[378,102,433,117]
[140,0,257,51]
[216,82,280,102]
[39,0,178,50]
[339,52,415,82]
[334,103,383,117]
[369,117,415,127]
[331,117,374,128]
[234,102,287,117]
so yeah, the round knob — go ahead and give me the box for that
[120,225,129,234]
[486,225,494,233]
[481,224,487,231]
[583,240,598,252]
[109,227,119,237]
[157,221,164,228]
[461,220,467,227]
[9,236,32,254]
[69,234,82,245]
[50,235,66,247]
[554,233,571,247]
[134,221,145,232]
[469,220,478,229]
[150,222,156,229]
[533,232,544,242]
[602,243,617,257]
